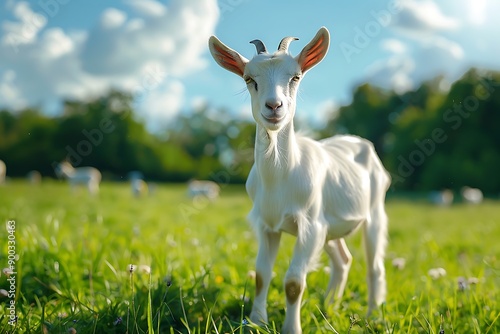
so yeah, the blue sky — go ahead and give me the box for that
[1,0,499,131]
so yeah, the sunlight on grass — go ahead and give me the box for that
[0,180,498,333]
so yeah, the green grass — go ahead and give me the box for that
[0,180,499,333]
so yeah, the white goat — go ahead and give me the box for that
[187,180,220,201]
[209,27,391,333]
[27,170,42,185]
[461,186,483,204]
[428,189,453,206]
[0,160,5,184]
[131,178,148,197]
[55,161,101,195]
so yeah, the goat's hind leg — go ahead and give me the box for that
[364,204,388,315]
[324,238,352,305]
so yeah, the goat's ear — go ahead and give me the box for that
[209,36,248,77]
[296,27,330,73]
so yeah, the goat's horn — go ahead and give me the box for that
[278,36,299,52]
[250,39,268,54]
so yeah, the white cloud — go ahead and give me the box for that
[314,99,339,124]
[125,0,167,17]
[368,33,465,93]
[191,96,209,111]
[100,8,127,29]
[422,36,464,60]
[366,55,415,93]
[1,1,47,47]
[0,70,26,109]
[366,1,467,93]
[39,28,74,59]
[393,0,459,34]
[138,80,185,131]
[0,0,219,127]
[380,38,407,54]
[466,0,488,25]
[411,36,464,83]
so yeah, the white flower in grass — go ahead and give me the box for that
[392,257,406,270]
[2,268,13,277]
[139,265,151,274]
[468,277,480,285]
[428,267,446,280]
[323,266,331,274]
[458,276,480,291]
[457,276,468,291]
[128,264,136,273]
[0,289,8,297]
[247,270,256,279]
[239,294,250,303]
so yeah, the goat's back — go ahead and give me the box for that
[321,135,389,182]
[70,167,101,183]
[320,135,390,210]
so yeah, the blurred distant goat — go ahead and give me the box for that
[0,160,7,184]
[461,186,483,204]
[127,171,148,197]
[55,161,101,195]
[131,178,148,197]
[187,180,220,201]
[27,170,42,185]
[0,160,5,184]
[428,189,453,206]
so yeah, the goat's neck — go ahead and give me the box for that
[254,121,300,184]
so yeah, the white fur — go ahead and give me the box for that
[461,186,483,204]
[55,161,101,195]
[0,160,5,184]
[210,27,391,333]
[187,180,220,201]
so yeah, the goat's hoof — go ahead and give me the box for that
[249,312,267,327]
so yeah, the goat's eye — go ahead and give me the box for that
[245,77,258,91]
[291,75,301,82]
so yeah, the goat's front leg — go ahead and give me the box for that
[282,223,326,334]
[249,228,281,325]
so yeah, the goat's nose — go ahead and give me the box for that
[265,99,283,111]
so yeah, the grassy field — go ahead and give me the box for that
[0,180,499,333]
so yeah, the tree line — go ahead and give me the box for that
[0,69,498,192]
